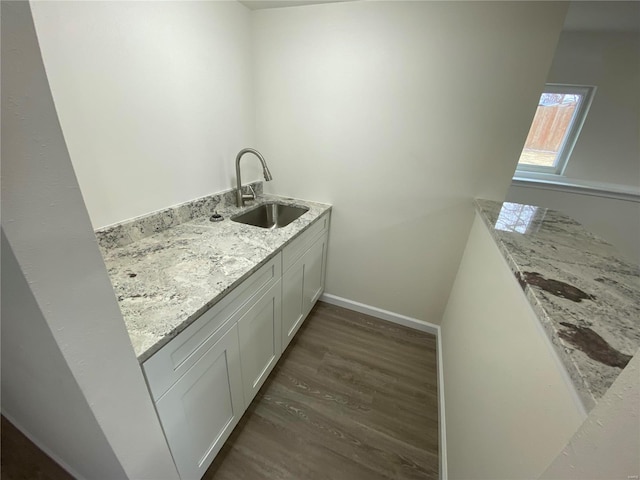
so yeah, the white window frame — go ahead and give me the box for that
[516,83,596,177]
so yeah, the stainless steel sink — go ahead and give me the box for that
[231,202,309,229]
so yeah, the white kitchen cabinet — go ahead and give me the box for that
[155,322,244,480]
[143,255,282,480]
[282,228,328,351]
[143,213,330,480]
[238,279,282,403]
[143,255,282,402]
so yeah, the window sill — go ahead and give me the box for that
[512,173,640,203]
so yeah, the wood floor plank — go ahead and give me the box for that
[263,381,435,478]
[205,301,439,480]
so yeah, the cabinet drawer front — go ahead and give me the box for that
[144,253,282,401]
[282,212,329,272]
[155,323,244,480]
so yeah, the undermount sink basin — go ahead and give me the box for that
[231,202,309,229]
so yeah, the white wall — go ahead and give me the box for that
[550,31,639,187]
[540,349,640,480]
[1,2,180,478]
[30,0,256,229]
[440,214,585,479]
[253,1,568,323]
[1,233,127,479]
[508,27,640,264]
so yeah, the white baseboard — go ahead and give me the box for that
[436,329,448,480]
[1,411,88,480]
[318,293,447,479]
[319,293,439,335]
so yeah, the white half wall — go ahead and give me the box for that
[540,349,640,480]
[507,185,640,264]
[253,1,568,323]
[440,214,585,480]
[1,233,126,479]
[1,3,179,478]
[30,0,256,229]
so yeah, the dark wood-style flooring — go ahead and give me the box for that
[204,302,439,480]
[1,302,439,480]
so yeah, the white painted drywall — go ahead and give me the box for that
[440,214,585,480]
[540,349,640,480]
[253,1,568,323]
[507,185,640,264]
[1,2,180,478]
[550,31,639,188]
[1,233,126,479]
[30,0,256,229]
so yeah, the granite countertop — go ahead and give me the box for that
[475,199,640,411]
[99,193,331,363]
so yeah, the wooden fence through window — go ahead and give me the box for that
[523,103,577,153]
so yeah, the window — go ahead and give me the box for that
[516,84,595,176]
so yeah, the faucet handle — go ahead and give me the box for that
[240,184,257,204]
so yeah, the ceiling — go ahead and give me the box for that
[239,0,639,33]
[238,0,354,10]
[563,1,640,32]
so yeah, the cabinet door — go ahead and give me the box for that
[155,323,244,480]
[302,232,328,314]
[238,280,282,404]
[281,232,328,351]
[282,257,305,350]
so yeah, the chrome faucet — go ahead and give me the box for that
[235,148,273,207]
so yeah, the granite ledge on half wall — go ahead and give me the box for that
[474,199,640,412]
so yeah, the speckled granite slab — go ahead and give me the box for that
[99,193,331,363]
[475,199,639,411]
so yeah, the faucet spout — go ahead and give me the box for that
[235,148,273,207]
